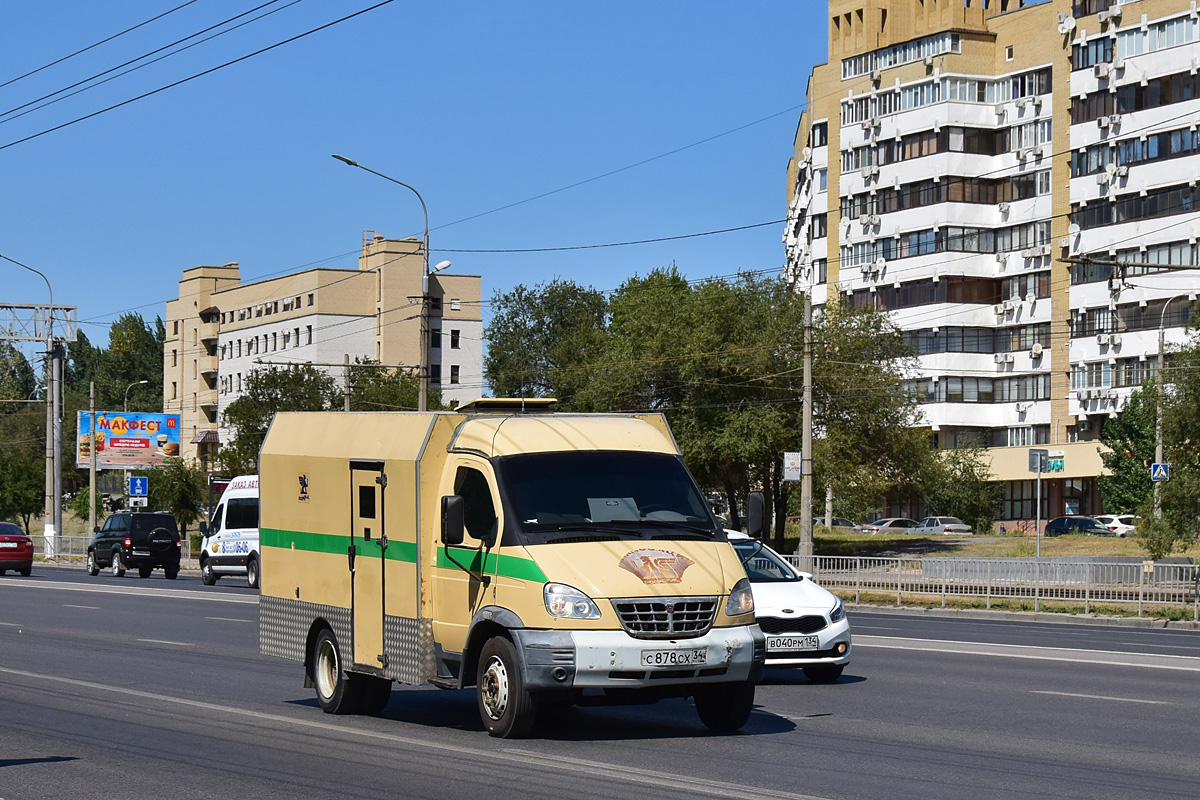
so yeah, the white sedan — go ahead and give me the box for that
[728,532,851,682]
[911,516,974,536]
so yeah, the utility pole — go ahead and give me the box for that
[53,343,63,541]
[799,291,814,559]
[344,354,351,411]
[89,381,96,536]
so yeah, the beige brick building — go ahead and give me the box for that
[785,0,1200,526]
[164,233,483,463]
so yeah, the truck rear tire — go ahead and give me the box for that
[476,636,537,738]
[694,681,755,732]
[312,628,362,714]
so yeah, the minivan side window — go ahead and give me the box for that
[226,498,260,530]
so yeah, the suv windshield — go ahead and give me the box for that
[498,451,718,542]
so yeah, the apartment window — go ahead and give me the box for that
[817,169,827,191]
[193,393,197,412]
[295,296,301,309]
[429,298,442,312]
[808,122,827,148]
[173,320,179,335]
[430,329,441,349]
[236,373,242,392]
[1005,46,1014,62]
[430,365,441,384]
[307,293,314,306]
[450,329,460,349]
[172,349,177,367]
[171,382,177,400]
[272,332,277,351]
[450,365,460,385]
[237,340,242,358]
[294,327,300,347]
[306,325,312,345]
[810,213,827,239]
[450,298,461,311]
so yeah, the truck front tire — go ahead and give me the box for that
[476,636,537,738]
[694,681,755,732]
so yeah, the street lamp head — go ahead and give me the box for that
[331,154,359,167]
[432,260,452,274]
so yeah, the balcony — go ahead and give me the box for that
[198,354,218,377]
[198,320,219,344]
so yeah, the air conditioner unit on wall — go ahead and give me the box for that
[1098,116,1110,129]
[1097,332,1110,345]
[1078,419,1091,431]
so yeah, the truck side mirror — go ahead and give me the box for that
[746,491,765,539]
[199,521,208,536]
[441,495,465,546]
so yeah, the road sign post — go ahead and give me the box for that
[1029,449,1049,558]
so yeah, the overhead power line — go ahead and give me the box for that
[0,0,200,91]
[0,0,398,153]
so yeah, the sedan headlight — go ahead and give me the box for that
[725,577,755,616]
[829,596,845,622]
[544,583,601,620]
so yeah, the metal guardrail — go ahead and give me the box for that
[32,534,196,566]
[785,554,1200,619]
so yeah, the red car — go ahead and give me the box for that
[0,522,34,577]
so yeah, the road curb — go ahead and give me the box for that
[847,602,1200,630]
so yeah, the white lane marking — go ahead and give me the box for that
[0,621,20,627]
[1031,690,1168,705]
[137,639,195,647]
[855,635,1200,672]
[63,604,100,610]
[0,579,256,605]
[852,625,901,630]
[0,666,828,800]
[206,617,252,623]
[1119,641,1200,651]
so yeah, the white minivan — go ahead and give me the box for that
[199,475,260,588]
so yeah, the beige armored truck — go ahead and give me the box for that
[258,399,765,737]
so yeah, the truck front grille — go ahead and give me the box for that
[610,596,718,639]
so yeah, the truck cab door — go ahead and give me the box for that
[433,460,499,656]
[349,461,388,670]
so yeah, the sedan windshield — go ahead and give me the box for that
[732,540,799,582]
[498,451,718,541]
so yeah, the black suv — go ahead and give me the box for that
[86,512,182,579]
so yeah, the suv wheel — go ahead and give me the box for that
[138,564,154,579]
[86,550,99,576]
[111,548,126,577]
[163,563,179,580]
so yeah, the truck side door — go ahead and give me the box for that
[349,461,388,669]
[433,459,499,656]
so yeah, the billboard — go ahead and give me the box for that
[77,412,182,469]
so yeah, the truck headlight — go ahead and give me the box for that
[725,577,755,616]
[829,596,845,622]
[544,583,601,620]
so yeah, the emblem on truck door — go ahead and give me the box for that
[619,549,695,584]
[298,474,309,502]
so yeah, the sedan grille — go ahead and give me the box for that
[610,596,718,639]
[757,615,827,635]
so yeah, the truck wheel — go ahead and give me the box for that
[201,559,217,586]
[246,556,259,589]
[476,636,537,738]
[312,628,362,714]
[163,564,179,580]
[355,676,392,715]
[111,548,126,578]
[86,550,99,576]
[138,564,154,579]
[694,681,755,732]
[803,664,844,683]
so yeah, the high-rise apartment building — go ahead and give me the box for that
[164,233,483,462]
[785,0,1199,527]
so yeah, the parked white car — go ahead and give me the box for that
[1094,514,1138,537]
[727,532,851,682]
[911,516,974,536]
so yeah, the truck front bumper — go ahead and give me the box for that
[513,624,764,691]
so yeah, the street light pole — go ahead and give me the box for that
[124,380,148,499]
[1154,294,1193,519]
[332,154,442,412]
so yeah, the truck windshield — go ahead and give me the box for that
[497,451,718,542]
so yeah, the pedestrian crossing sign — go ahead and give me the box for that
[1151,463,1170,482]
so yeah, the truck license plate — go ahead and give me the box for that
[766,635,820,652]
[641,648,707,667]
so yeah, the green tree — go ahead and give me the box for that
[485,279,608,404]
[347,358,448,412]
[144,458,207,539]
[1098,386,1156,514]
[217,365,336,475]
[0,342,37,406]
[0,408,47,533]
[94,312,164,411]
[920,443,1001,535]
[69,488,106,528]
[64,329,102,395]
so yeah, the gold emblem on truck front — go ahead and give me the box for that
[618,549,694,584]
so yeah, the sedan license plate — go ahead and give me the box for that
[641,648,707,667]
[0,542,18,548]
[766,635,820,652]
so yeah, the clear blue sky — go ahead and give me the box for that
[1,1,825,355]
